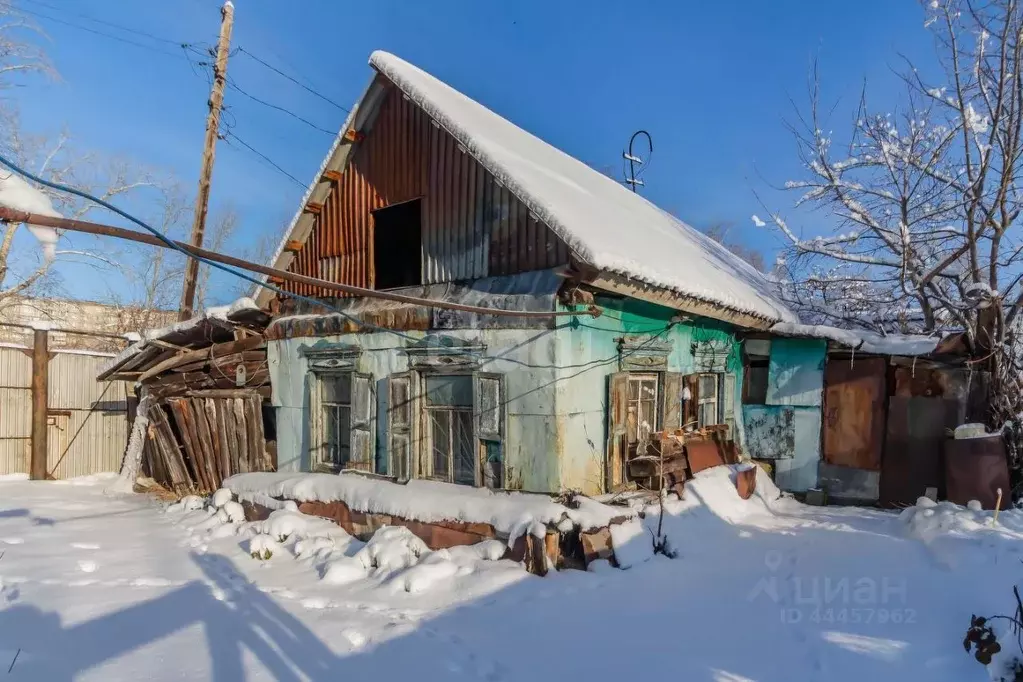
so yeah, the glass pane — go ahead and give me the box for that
[425,375,473,407]
[430,410,451,479]
[699,374,717,398]
[640,379,657,400]
[323,374,351,404]
[322,404,336,464]
[483,440,502,489]
[337,405,351,466]
[628,379,640,400]
[453,410,475,485]
[638,399,656,436]
[698,401,717,427]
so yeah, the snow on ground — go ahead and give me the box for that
[1,469,1021,681]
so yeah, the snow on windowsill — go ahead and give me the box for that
[224,472,633,543]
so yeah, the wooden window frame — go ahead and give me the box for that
[309,370,374,474]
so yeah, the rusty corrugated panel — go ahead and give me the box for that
[284,84,571,295]
[822,357,886,470]
[880,396,957,507]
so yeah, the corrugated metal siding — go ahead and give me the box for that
[0,348,130,477]
[47,352,130,478]
[0,346,31,473]
[284,84,570,297]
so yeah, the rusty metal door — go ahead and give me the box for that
[822,357,886,470]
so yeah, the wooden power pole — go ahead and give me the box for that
[30,326,49,481]
[179,0,235,321]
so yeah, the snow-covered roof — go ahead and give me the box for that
[262,52,797,326]
[770,322,942,356]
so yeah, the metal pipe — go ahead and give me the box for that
[0,208,600,319]
[0,321,133,341]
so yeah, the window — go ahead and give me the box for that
[425,375,476,485]
[311,371,374,472]
[742,339,771,405]
[626,374,658,445]
[319,373,351,470]
[697,373,719,427]
[372,199,422,290]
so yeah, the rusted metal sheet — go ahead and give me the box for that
[944,435,1010,510]
[892,366,988,423]
[880,396,957,507]
[742,404,795,459]
[282,84,570,298]
[822,357,886,471]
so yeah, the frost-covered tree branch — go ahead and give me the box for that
[763,0,1023,436]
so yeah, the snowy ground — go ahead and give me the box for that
[1,470,1021,681]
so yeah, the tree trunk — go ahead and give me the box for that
[107,386,153,494]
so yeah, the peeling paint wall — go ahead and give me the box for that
[269,293,747,495]
[269,326,563,492]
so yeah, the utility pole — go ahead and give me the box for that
[179,0,234,321]
[30,326,49,481]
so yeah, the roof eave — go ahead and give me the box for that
[586,269,780,330]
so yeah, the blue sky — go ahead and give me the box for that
[11,0,937,305]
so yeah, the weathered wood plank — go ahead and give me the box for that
[191,398,219,489]
[233,398,249,475]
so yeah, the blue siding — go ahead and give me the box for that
[766,338,826,407]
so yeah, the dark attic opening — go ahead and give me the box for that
[372,198,422,290]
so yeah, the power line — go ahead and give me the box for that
[27,0,186,46]
[237,46,350,113]
[225,76,337,136]
[16,6,189,60]
[221,130,307,189]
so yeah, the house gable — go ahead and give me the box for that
[279,81,571,299]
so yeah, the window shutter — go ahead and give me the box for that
[661,372,684,431]
[475,374,502,440]
[607,372,629,490]
[350,373,374,470]
[474,373,503,488]
[722,373,736,440]
[388,373,412,481]
[682,373,700,430]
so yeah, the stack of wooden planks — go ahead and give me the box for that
[140,334,274,494]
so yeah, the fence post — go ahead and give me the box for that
[30,327,49,480]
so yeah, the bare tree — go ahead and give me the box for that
[704,222,767,272]
[764,0,1023,434]
[0,3,164,307]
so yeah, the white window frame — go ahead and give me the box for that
[626,373,659,445]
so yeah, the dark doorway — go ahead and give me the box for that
[372,199,422,289]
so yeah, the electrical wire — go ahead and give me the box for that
[237,46,350,113]
[0,155,681,418]
[225,76,337,136]
[27,0,187,46]
[16,6,190,60]
[221,131,308,189]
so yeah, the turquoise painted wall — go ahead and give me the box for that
[552,295,745,493]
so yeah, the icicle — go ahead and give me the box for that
[911,355,917,378]
[849,345,855,369]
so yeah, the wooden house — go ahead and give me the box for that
[255,51,799,496]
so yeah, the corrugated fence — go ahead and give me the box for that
[0,345,130,478]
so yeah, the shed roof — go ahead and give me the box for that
[262,52,797,327]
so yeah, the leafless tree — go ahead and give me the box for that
[0,2,164,308]
[704,222,767,272]
[763,0,1023,431]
